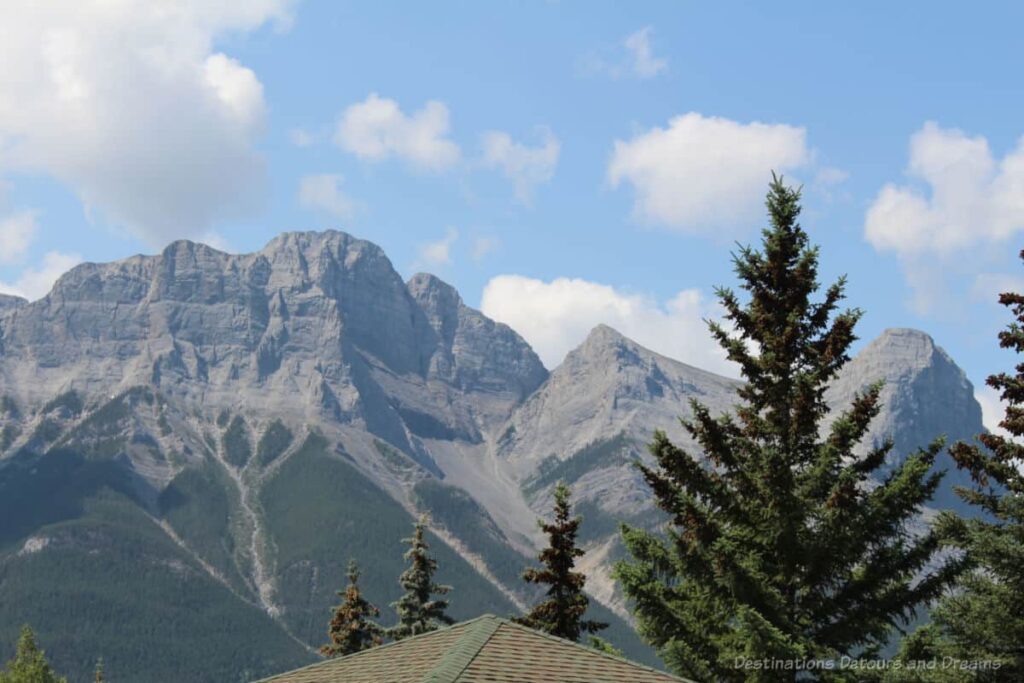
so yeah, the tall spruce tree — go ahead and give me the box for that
[0,626,66,683]
[388,516,453,640]
[321,560,384,657]
[516,482,607,641]
[613,176,962,682]
[895,252,1024,677]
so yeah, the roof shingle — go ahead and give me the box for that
[253,615,692,683]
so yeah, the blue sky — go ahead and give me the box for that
[1,1,1023,431]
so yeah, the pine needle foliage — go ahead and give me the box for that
[388,516,453,640]
[321,560,384,658]
[0,625,66,683]
[516,482,607,641]
[898,251,1024,678]
[613,176,963,682]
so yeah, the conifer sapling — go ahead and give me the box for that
[389,516,453,640]
[321,560,384,658]
[0,625,66,683]
[517,482,607,642]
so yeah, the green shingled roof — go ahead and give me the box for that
[252,615,694,683]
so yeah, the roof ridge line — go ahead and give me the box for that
[420,615,502,683]
[251,616,494,682]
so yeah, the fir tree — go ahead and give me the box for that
[613,176,962,682]
[388,516,453,640]
[895,251,1024,677]
[0,625,66,683]
[516,482,607,641]
[321,560,384,658]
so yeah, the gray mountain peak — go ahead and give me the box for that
[0,233,992,678]
[0,230,546,454]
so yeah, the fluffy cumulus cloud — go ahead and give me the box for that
[0,1,293,246]
[0,210,38,264]
[480,274,736,375]
[865,122,1024,256]
[415,227,459,269]
[480,128,560,203]
[298,174,356,220]
[608,113,810,235]
[864,123,1024,314]
[0,251,82,301]
[334,94,461,172]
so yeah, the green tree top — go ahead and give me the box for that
[321,560,384,658]
[516,482,607,641]
[0,625,66,683]
[899,250,1024,677]
[614,176,962,682]
[389,516,453,640]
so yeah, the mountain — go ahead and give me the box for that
[0,231,987,681]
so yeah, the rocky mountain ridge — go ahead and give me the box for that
[0,230,987,681]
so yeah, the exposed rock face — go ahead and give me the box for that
[0,230,988,678]
[824,327,984,509]
[499,324,740,516]
[0,232,546,456]
[0,293,26,312]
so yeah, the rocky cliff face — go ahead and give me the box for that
[0,231,546,459]
[824,327,984,510]
[0,294,25,312]
[0,231,988,680]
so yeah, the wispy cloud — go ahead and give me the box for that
[298,174,357,220]
[582,26,668,80]
[415,227,459,270]
[0,209,38,263]
[480,128,560,204]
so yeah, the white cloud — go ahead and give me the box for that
[416,227,459,269]
[975,385,1018,442]
[471,236,501,262]
[333,94,461,172]
[623,27,668,79]
[973,272,1024,304]
[298,174,356,220]
[480,274,736,375]
[864,123,1024,314]
[0,1,294,246]
[481,128,560,204]
[0,251,82,301]
[608,113,810,235]
[0,210,38,263]
[584,26,668,80]
[865,123,1024,256]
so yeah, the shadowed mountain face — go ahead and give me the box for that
[0,231,986,681]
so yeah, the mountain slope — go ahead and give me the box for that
[0,230,987,679]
